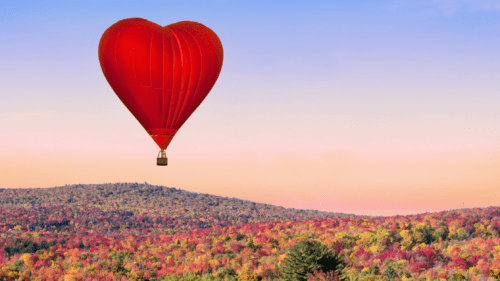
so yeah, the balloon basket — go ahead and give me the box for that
[157,150,168,166]
[157,158,168,166]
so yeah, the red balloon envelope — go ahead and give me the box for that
[98,18,223,153]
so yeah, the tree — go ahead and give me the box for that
[383,263,398,279]
[361,265,381,277]
[236,233,245,241]
[307,271,342,281]
[413,223,434,244]
[432,226,449,242]
[216,267,238,279]
[281,240,345,281]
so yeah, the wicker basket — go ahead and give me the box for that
[157,157,168,166]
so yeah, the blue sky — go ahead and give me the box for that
[2,0,499,104]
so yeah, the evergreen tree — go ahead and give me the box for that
[236,233,244,241]
[281,240,345,281]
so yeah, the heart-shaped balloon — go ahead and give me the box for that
[98,18,223,151]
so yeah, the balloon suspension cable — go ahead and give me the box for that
[158,149,167,159]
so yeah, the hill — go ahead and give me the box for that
[1,183,500,280]
[0,183,356,233]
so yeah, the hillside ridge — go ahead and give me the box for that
[0,182,358,233]
[1,184,500,279]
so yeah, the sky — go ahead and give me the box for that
[1,0,499,216]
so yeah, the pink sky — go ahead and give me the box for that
[2,97,499,216]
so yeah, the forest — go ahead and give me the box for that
[1,183,499,280]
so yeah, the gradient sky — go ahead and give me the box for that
[1,0,499,216]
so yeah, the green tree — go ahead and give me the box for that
[110,251,133,276]
[361,265,381,277]
[11,259,24,271]
[236,233,245,241]
[216,267,238,280]
[448,273,468,281]
[281,240,345,281]
[432,226,449,242]
[414,223,434,244]
[401,272,412,279]
[383,263,398,279]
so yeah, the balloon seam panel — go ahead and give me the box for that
[167,28,183,129]
[177,26,203,127]
[170,28,191,127]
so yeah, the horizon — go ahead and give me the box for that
[1,0,499,216]
[4,182,497,218]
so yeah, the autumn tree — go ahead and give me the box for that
[281,240,345,281]
[432,225,449,242]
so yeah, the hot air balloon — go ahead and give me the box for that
[98,18,223,166]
